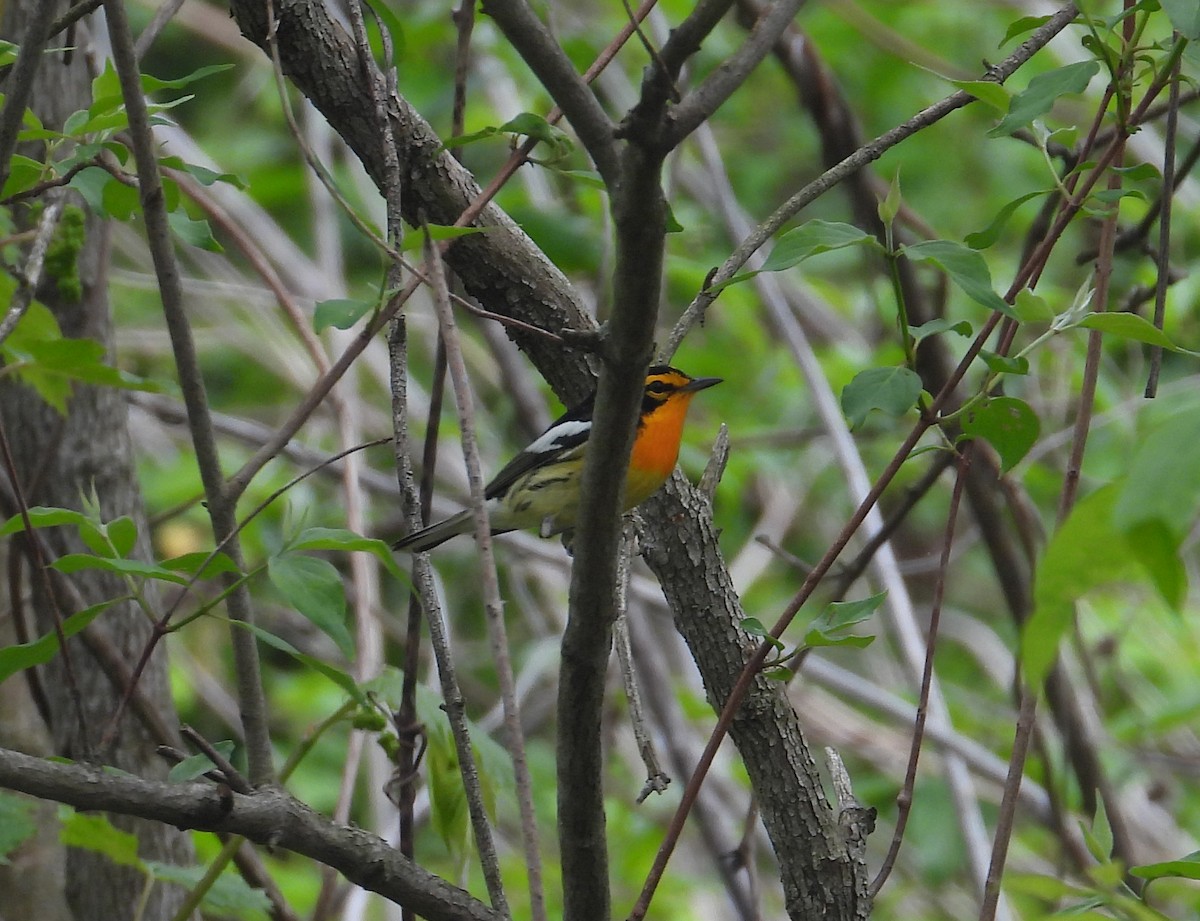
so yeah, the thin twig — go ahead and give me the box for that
[613,524,670,803]
[387,323,511,915]
[426,226,544,921]
[103,0,275,784]
[1145,40,1181,398]
[869,446,971,897]
[133,0,188,60]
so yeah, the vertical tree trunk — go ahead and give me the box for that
[0,3,194,919]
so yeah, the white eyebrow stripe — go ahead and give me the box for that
[525,419,591,454]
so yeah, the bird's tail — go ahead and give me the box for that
[392,509,475,553]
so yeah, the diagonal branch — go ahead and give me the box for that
[0,747,503,921]
[664,0,808,147]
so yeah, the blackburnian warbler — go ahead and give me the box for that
[393,366,721,552]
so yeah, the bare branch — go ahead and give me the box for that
[665,0,808,147]
[0,748,503,921]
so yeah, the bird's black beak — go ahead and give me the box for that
[681,376,723,393]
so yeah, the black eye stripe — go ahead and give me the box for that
[646,380,674,393]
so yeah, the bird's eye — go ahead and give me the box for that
[646,380,673,394]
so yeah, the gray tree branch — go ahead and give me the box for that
[0,747,503,921]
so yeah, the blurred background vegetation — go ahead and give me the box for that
[4,0,1200,919]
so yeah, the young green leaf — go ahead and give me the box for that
[51,554,189,584]
[908,318,972,344]
[902,240,1015,317]
[0,600,118,684]
[1161,0,1200,39]
[988,61,1101,137]
[59,810,143,869]
[0,792,39,864]
[1012,290,1055,324]
[761,221,875,273]
[964,190,1048,249]
[951,79,1011,112]
[289,526,411,585]
[961,396,1040,473]
[1023,486,1134,686]
[0,505,91,537]
[166,741,238,783]
[267,554,353,659]
[841,367,922,428]
[161,551,241,579]
[977,349,1029,376]
[168,210,223,252]
[146,861,272,920]
[235,620,366,704]
[804,591,886,649]
[1130,852,1200,883]
[313,298,375,332]
[1077,313,1186,351]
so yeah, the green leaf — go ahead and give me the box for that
[2,154,47,197]
[146,863,266,920]
[106,516,138,558]
[1023,486,1135,686]
[141,64,235,93]
[804,591,886,649]
[51,554,189,584]
[964,190,1048,249]
[554,168,605,189]
[168,210,223,252]
[1077,312,1186,351]
[289,526,411,586]
[0,600,115,684]
[0,792,39,865]
[962,397,1040,473]
[978,349,1029,376]
[952,79,1011,112]
[101,178,139,220]
[361,0,407,67]
[761,221,875,273]
[146,861,271,920]
[1162,0,1200,38]
[878,172,902,227]
[166,741,237,783]
[67,166,117,215]
[498,112,572,158]
[908,318,972,343]
[841,367,922,428]
[0,505,91,537]
[399,224,488,253]
[267,554,353,659]
[313,298,375,332]
[236,620,366,704]
[161,551,241,579]
[1012,290,1055,324]
[740,617,784,652]
[158,156,246,189]
[902,240,1015,317]
[988,61,1101,137]
[999,15,1053,47]
[1113,402,1200,540]
[1131,851,1200,882]
[59,809,143,869]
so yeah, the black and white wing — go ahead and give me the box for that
[484,396,594,501]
